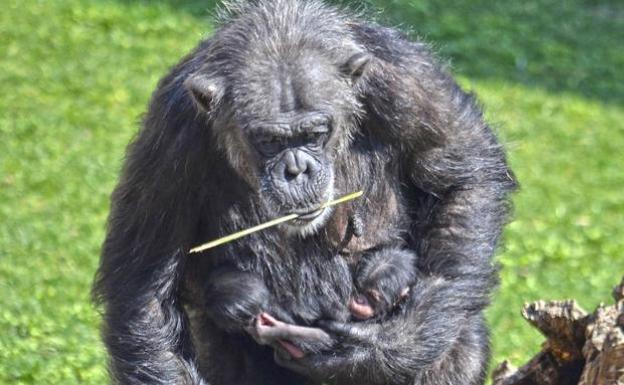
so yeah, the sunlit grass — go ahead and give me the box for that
[0,0,622,383]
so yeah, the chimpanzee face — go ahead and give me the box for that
[185,49,369,236]
[245,110,335,235]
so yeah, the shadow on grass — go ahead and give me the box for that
[119,0,623,105]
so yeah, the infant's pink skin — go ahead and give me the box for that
[349,294,376,320]
[259,313,305,359]
[349,287,411,320]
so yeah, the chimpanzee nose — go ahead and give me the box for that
[283,150,312,181]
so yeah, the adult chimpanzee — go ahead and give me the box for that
[93,0,517,384]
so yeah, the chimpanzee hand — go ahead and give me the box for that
[271,276,487,385]
[271,318,384,383]
[245,312,335,360]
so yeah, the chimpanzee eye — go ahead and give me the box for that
[307,128,329,148]
[302,122,330,148]
[255,136,284,157]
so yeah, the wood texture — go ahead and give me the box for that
[492,277,624,385]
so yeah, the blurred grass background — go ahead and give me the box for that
[0,0,622,383]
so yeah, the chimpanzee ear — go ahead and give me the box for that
[342,52,371,80]
[184,73,223,113]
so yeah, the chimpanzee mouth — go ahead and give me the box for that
[280,185,334,236]
[292,207,326,221]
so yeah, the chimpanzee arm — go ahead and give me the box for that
[275,24,516,385]
[93,45,212,385]
[279,186,509,384]
[306,185,508,384]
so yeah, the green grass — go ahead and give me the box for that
[0,0,622,383]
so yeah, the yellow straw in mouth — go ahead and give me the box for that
[189,190,364,253]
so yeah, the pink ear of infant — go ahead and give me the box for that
[348,294,375,320]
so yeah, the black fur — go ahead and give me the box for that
[351,248,418,320]
[93,1,517,384]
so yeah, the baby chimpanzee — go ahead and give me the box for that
[202,247,417,361]
[203,247,417,339]
[348,248,417,321]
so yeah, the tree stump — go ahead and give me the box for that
[492,276,624,385]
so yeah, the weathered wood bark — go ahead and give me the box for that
[492,276,624,385]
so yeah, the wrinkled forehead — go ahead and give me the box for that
[231,52,348,125]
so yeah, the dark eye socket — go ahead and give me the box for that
[304,131,329,148]
[304,121,330,147]
[252,121,330,156]
[255,136,285,157]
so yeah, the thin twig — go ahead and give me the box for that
[189,191,364,253]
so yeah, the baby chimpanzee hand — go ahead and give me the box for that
[349,248,417,320]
